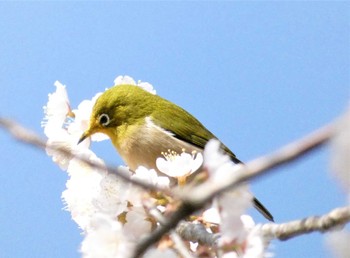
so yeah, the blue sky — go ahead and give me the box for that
[0,2,349,258]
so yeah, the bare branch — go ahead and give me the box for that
[0,118,169,194]
[261,206,350,241]
[171,206,350,250]
[176,221,219,246]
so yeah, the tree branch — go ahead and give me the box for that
[174,206,350,249]
[176,221,219,246]
[0,118,169,194]
[261,206,350,241]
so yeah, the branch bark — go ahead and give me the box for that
[0,118,168,193]
[172,206,350,249]
[176,221,219,246]
[261,206,350,241]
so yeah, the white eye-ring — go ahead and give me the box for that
[98,113,110,127]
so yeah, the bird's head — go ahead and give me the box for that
[78,84,154,145]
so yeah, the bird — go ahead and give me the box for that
[78,84,274,221]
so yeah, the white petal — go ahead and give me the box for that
[202,207,221,224]
[81,214,133,258]
[42,81,71,138]
[218,186,253,244]
[123,207,152,241]
[137,81,156,95]
[68,92,108,142]
[94,173,130,217]
[143,248,178,258]
[62,149,107,230]
[132,166,170,188]
[114,75,136,86]
[156,152,202,178]
[204,139,231,173]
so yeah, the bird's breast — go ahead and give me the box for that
[112,117,202,174]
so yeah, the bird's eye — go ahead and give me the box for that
[99,114,110,127]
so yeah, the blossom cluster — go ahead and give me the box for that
[42,76,268,257]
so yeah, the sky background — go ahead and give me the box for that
[0,2,349,258]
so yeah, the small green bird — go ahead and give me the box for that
[78,85,274,221]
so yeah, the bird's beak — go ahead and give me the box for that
[78,129,91,145]
[78,119,101,145]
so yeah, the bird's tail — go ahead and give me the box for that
[253,197,274,222]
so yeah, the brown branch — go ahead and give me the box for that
[261,206,350,241]
[0,118,169,194]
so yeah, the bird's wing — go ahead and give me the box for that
[152,102,274,221]
[151,102,241,163]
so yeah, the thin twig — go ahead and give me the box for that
[261,206,350,240]
[173,206,350,248]
[0,118,169,194]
